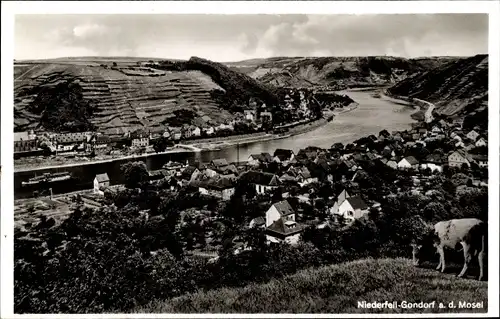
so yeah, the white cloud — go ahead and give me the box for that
[73,23,111,39]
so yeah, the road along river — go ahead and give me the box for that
[14,88,417,199]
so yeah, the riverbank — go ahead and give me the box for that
[382,89,436,122]
[14,115,335,173]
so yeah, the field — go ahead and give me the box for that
[136,258,488,314]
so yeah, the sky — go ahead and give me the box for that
[14,14,488,62]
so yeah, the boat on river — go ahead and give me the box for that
[22,172,72,187]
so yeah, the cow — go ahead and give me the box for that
[411,217,487,281]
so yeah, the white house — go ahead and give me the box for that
[466,130,480,141]
[202,126,215,136]
[336,196,369,221]
[130,129,150,148]
[94,173,110,195]
[244,110,256,122]
[241,171,281,195]
[448,150,471,168]
[198,178,235,201]
[191,126,201,137]
[265,200,303,245]
[475,137,487,147]
[397,156,419,170]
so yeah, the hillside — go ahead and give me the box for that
[387,54,488,120]
[228,56,459,89]
[14,57,278,135]
[136,258,488,314]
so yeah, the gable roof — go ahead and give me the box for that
[211,158,228,167]
[130,129,149,139]
[425,153,444,164]
[267,218,304,236]
[250,216,266,226]
[273,148,294,161]
[337,189,350,204]
[404,156,419,165]
[249,153,272,163]
[345,196,368,210]
[240,170,280,186]
[205,177,235,190]
[95,173,109,183]
[272,200,295,216]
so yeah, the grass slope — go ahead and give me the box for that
[14,56,277,135]
[229,56,460,88]
[387,54,488,117]
[136,258,488,314]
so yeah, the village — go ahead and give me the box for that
[13,87,349,168]
[16,112,488,259]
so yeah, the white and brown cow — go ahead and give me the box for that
[412,218,487,281]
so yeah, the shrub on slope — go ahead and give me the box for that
[137,258,488,314]
[28,80,97,132]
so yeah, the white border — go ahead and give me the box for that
[1,1,499,318]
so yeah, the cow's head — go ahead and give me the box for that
[411,229,439,267]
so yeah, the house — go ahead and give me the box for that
[431,126,442,134]
[471,154,488,168]
[130,129,150,147]
[297,167,318,186]
[378,130,391,139]
[475,137,487,147]
[329,201,339,215]
[330,142,344,152]
[265,200,304,245]
[247,153,273,166]
[202,126,215,136]
[244,109,256,122]
[260,111,273,123]
[386,160,398,170]
[181,125,192,139]
[240,170,281,194]
[181,166,201,182]
[14,131,30,142]
[382,146,396,158]
[337,189,350,205]
[336,196,369,221]
[88,135,110,153]
[191,126,201,137]
[273,149,295,164]
[14,139,38,153]
[249,217,266,229]
[54,133,88,153]
[94,173,110,195]
[397,156,419,170]
[448,150,472,168]
[466,130,480,141]
[198,177,235,201]
[420,154,444,172]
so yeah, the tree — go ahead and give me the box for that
[153,137,173,153]
[121,161,149,189]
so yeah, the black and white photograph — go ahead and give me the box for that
[1,1,499,317]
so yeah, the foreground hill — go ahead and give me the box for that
[14,57,278,135]
[227,56,458,88]
[136,258,487,314]
[387,54,488,120]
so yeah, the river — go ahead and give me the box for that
[14,89,417,199]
